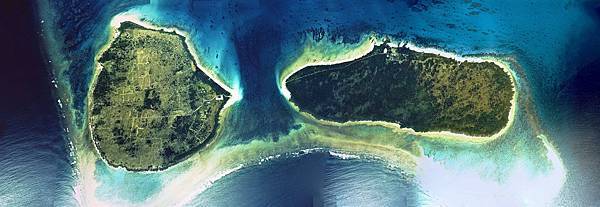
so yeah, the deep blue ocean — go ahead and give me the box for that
[1,0,600,206]
[0,1,74,205]
[193,152,419,206]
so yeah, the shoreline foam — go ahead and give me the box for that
[143,126,418,206]
[94,12,241,107]
[72,12,420,206]
[280,35,519,143]
[37,5,564,207]
[71,12,243,206]
[86,11,241,172]
[73,12,418,206]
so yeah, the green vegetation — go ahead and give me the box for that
[286,43,513,136]
[90,22,229,170]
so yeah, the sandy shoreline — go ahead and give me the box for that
[279,36,376,99]
[86,11,241,171]
[75,12,518,206]
[74,12,242,206]
[37,6,562,207]
[94,13,241,107]
[75,12,416,207]
[280,36,519,143]
[74,18,517,205]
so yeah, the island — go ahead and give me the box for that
[89,21,229,171]
[285,42,514,137]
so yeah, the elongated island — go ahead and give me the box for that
[89,21,229,171]
[285,42,514,137]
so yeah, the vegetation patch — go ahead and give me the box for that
[286,43,513,136]
[90,22,229,170]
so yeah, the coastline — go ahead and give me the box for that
[74,12,415,206]
[86,12,239,173]
[280,35,519,143]
[279,35,376,100]
[72,13,242,206]
[93,12,240,106]
[31,2,574,206]
[75,24,518,206]
[145,123,419,206]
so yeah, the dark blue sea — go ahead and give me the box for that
[193,152,419,206]
[1,0,600,206]
[0,1,74,205]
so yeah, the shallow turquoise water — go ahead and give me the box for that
[3,0,597,206]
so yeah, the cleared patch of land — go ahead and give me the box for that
[90,22,229,170]
[286,43,513,136]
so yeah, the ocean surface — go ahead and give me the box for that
[1,0,600,206]
[193,152,419,206]
[0,1,74,205]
